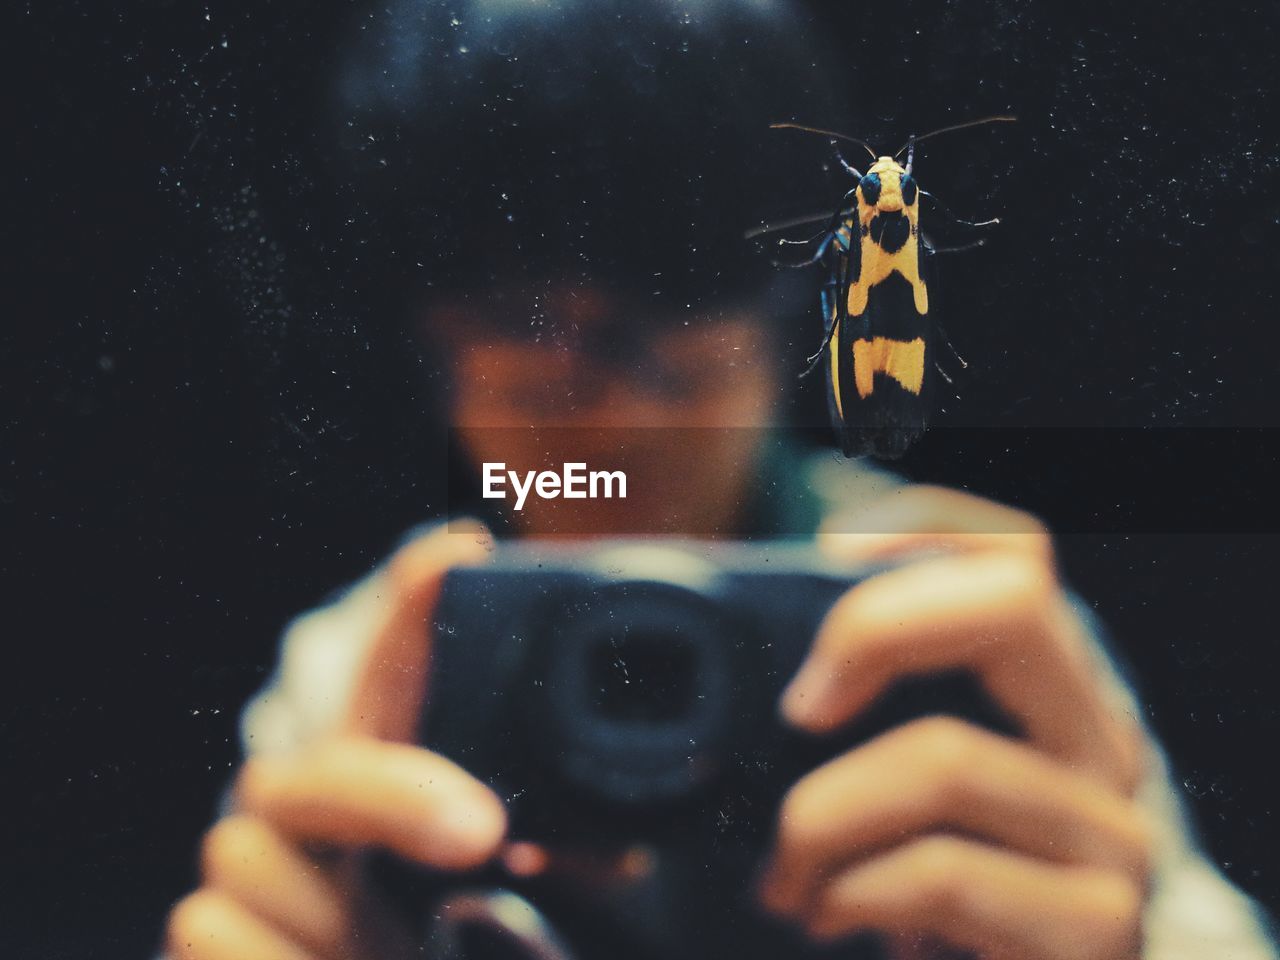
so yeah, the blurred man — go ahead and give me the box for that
[163,2,1275,958]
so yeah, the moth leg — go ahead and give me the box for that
[772,187,857,268]
[772,230,835,269]
[800,280,842,378]
[926,238,989,255]
[833,146,862,180]
[777,226,835,246]
[920,188,1001,228]
[936,321,969,369]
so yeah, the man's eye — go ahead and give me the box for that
[498,377,562,411]
[646,364,703,399]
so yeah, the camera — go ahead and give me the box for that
[404,540,1008,960]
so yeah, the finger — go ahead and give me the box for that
[817,485,1052,565]
[780,551,1143,790]
[238,736,506,869]
[342,520,492,740]
[167,889,319,960]
[202,815,355,960]
[760,717,1151,916]
[805,835,1143,960]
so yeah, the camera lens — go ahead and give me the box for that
[587,629,697,723]
[538,580,739,806]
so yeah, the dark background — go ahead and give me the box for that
[5,1,1279,956]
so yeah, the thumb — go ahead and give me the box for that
[341,520,492,740]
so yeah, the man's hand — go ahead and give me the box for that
[759,487,1153,960]
[165,525,504,960]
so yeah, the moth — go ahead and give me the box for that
[760,116,1014,458]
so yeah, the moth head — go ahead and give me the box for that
[860,157,917,214]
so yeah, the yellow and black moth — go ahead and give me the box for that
[762,117,1015,458]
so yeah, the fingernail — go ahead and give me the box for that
[433,790,508,867]
[779,658,835,728]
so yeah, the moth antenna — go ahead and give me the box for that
[893,115,1017,158]
[743,207,855,240]
[770,122,879,160]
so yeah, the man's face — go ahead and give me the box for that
[429,284,780,534]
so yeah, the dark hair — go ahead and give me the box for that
[325,0,851,317]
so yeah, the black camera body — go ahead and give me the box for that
[414,541,1004,960]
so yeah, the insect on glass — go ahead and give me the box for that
[758,116,1015,459]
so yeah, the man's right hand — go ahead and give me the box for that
[165,525,505,960]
